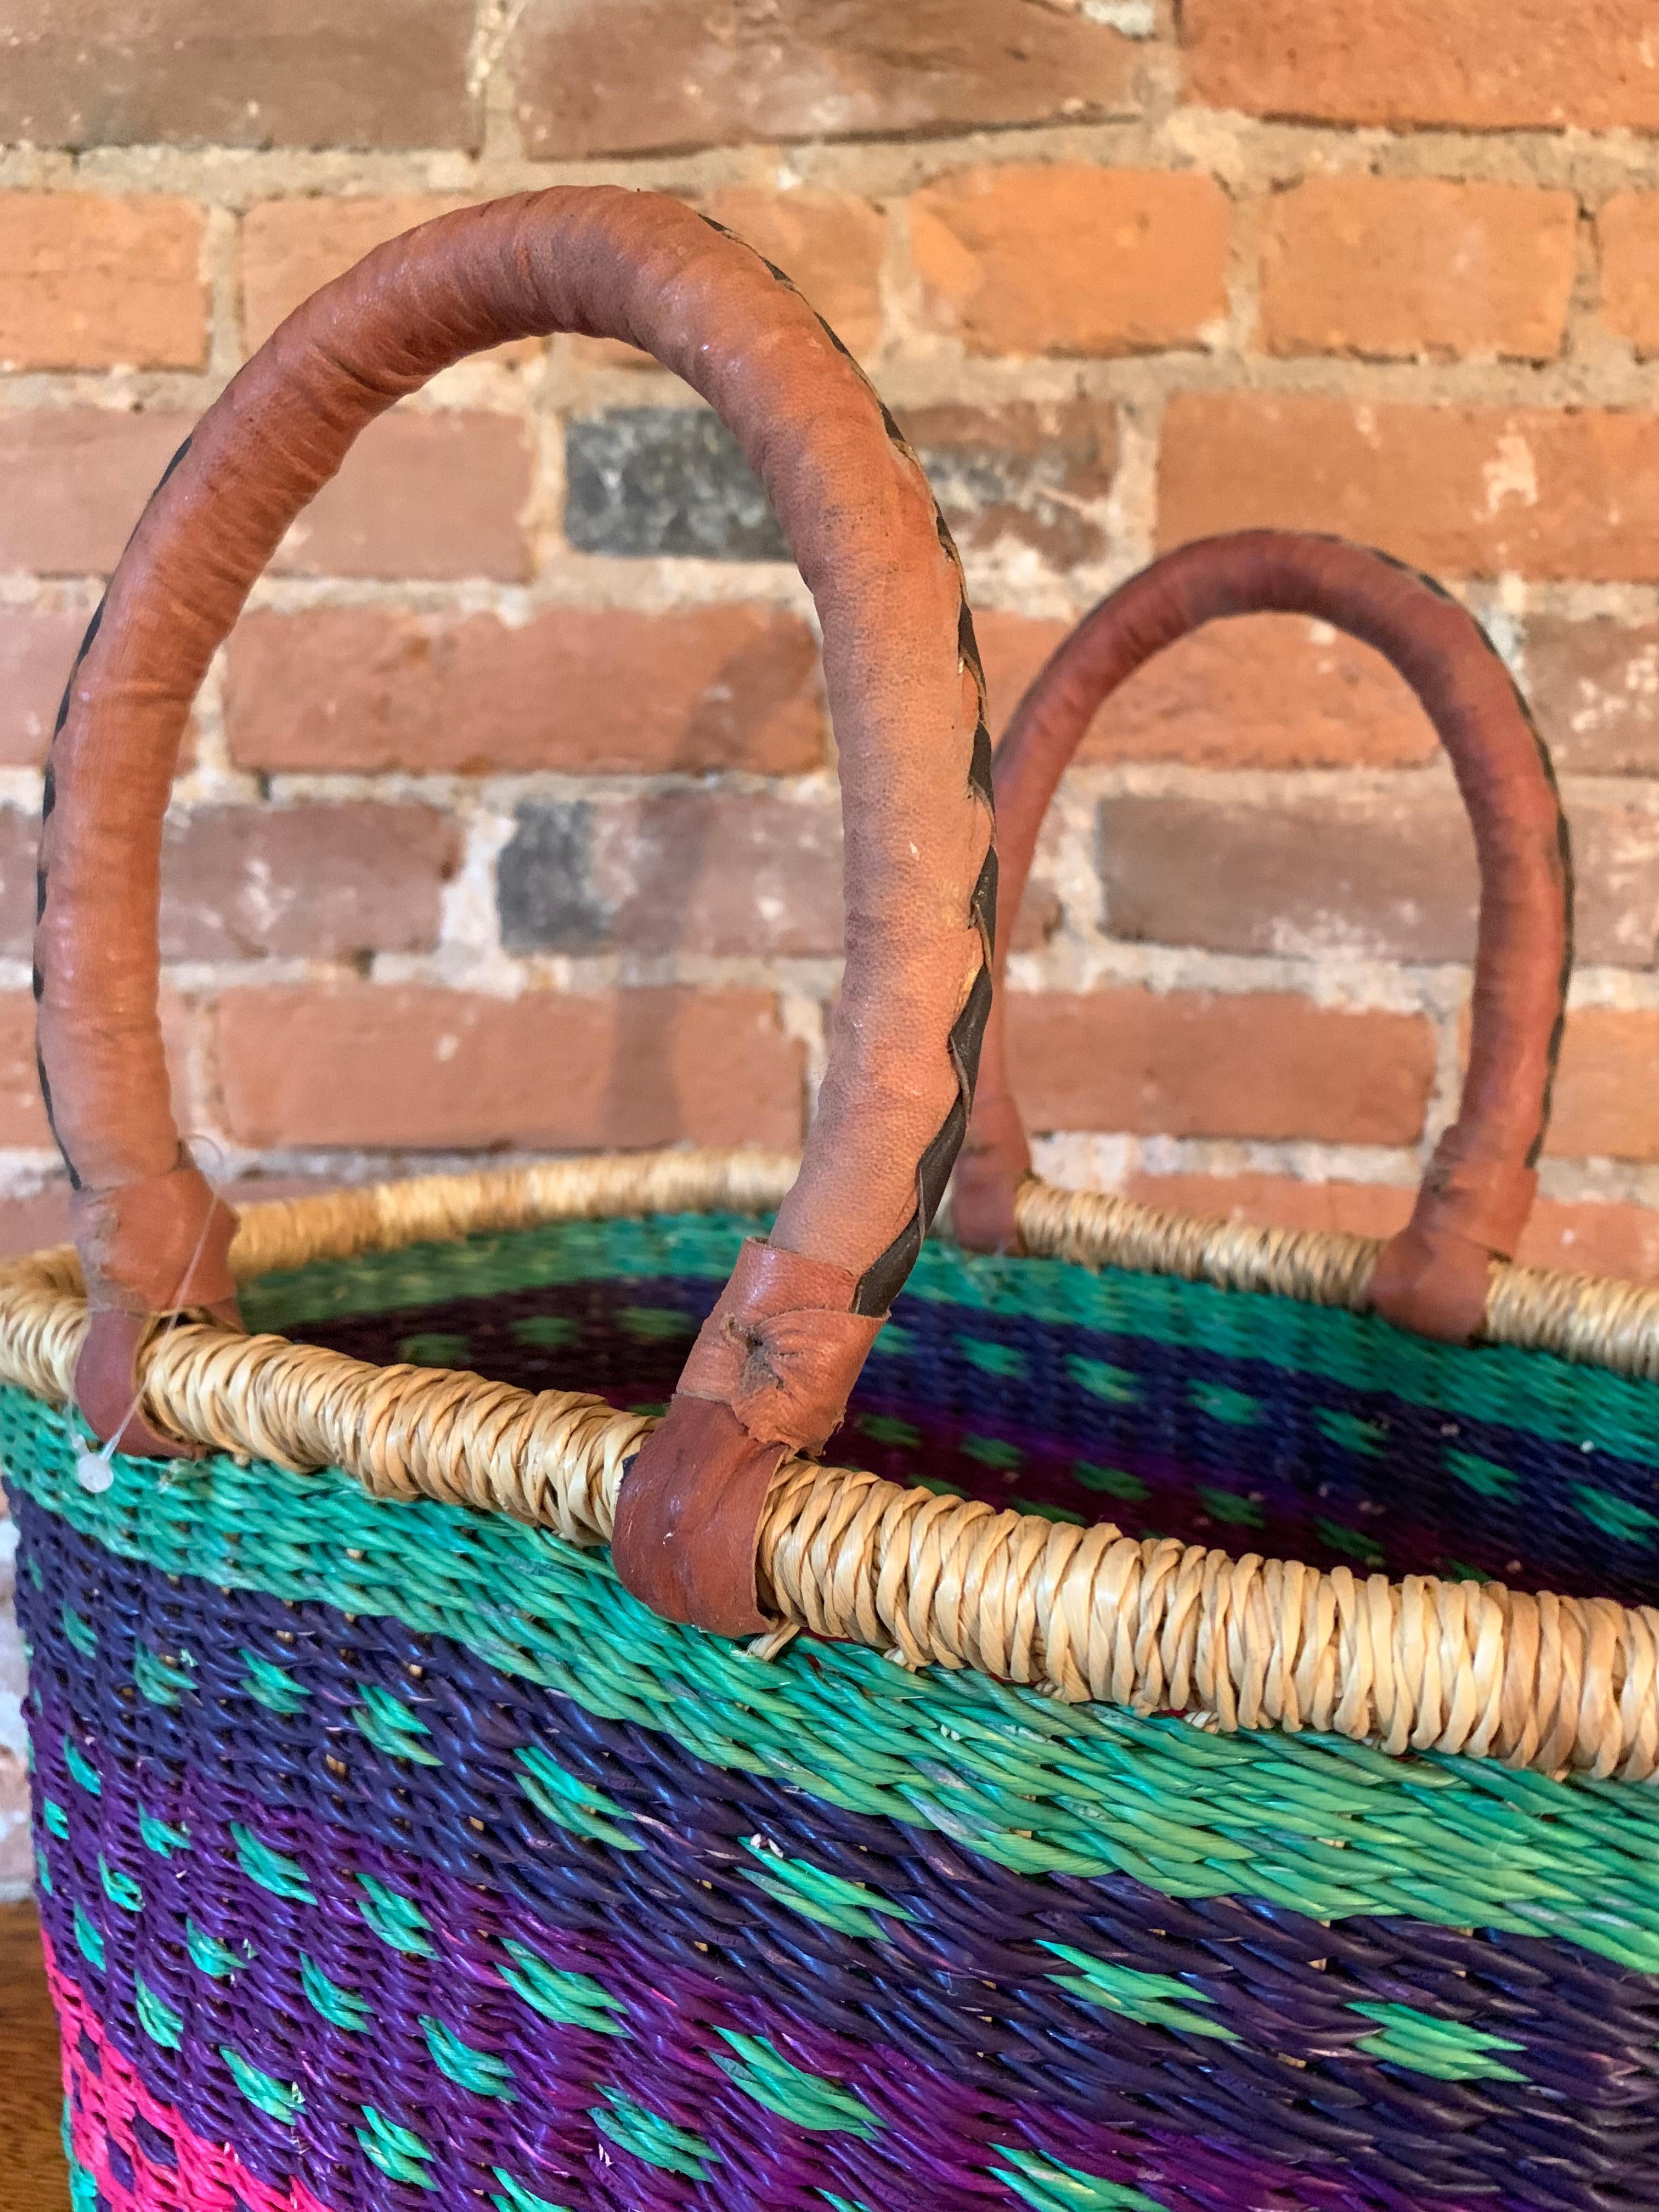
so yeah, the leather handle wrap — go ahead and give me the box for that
[953,531,1571,1346]
[36,189,995,1603]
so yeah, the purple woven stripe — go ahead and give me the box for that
[279,1258,1659,1602]
[36,1728,1550,2212]
[21,1499,1659,2212]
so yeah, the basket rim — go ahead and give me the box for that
[2,1145,1654,1784]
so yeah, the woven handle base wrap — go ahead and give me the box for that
[34,189,995,1628]
[955,531,1571,1347]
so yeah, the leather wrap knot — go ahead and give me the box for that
[613,1240,885,1635]
[1370,1125,1538,1345]
[71,1161,242,1458]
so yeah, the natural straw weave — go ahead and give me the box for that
[5,1147,1656,1784]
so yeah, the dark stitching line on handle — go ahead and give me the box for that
[697,215,996,1318]
[36,437,195,1189]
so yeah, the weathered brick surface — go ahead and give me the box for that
[0,809,37,956]
[1528,619,1659,775]
[1098,787,1659,967]
[0,798,457,971]
[0,606,83,766]
[239,195,541,369]
[499,789,843,957]
[704,189,885,360]
[566,408,787,562]
[911,165,1229,358]
[160,804,460,962]
[1159,395,1659,583]
[0,1189,72,1259]
[1005,989,1435,1144]
[0,0,478,150]
[509,0,1144,159]
[1006,612,1441,768]
[1185,0,1659,132]
[243,196,472,350]
[901,402,1119,570]
[225,604,825,775]
[1259,178,1577,363]
[1123,1170,1659,1283]
[0,410,193,574]
[0,996,54,1150]
[1548,1009,1659,1163]
[565,398,1122,570]
[1598,194,1659,359]
[0,193,206,371]
[274,410,533,582]
[215,986,804,1151]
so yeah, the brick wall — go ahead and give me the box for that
[4,0,1659,1882]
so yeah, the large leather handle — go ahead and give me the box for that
[36,188,995,1631]
[953,531,1571,1345]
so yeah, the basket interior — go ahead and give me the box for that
[243,1209,1659,1607]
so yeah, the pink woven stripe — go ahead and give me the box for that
[46,1933,338,2212]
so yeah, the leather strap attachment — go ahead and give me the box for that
[69,1162,241,1457]
[613,1242,884,1633]
[1367,1127,1538,1345]
[70,1163,238,1316]
[37,189,993,1489]
[956,531,1571,1346]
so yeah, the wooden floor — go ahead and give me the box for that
[0,1901,69,2210]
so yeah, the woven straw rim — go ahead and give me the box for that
[2,1147,1655,1782]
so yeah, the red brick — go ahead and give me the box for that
[1098,787,1658,968]
[0,606,85,766]
[225,603,825,776]
[214,985,804,1152]
[912,166,1229,358]
[1159,394,1659,583]
[0,994,202,1155]
[0,411,194,575]
[973,611,1069,740]
[1122,1168,1659,1282]
[509,0,1144,159]
[0,0,478,151]
[1515,1197,1659,1280]
[973,609,1440,765]
[272,411,532,582]
[2,803,459,967]
[0,1187,72,1259]
[1598,194,1659,358]
[1003,988,1434,1144]
[899,402,1119,569]
[1547,1009,1659,1162]
[0,194,206,371]
[499,790,843,958]
[159,805,460,963]
[1528,618,1659,774]
[557,186,880,373]
[1126,1170,1412,1240]
[704,189,885,361]
[0,996,52,1149]
[0,809,37,957]
[1185,0,1659,132]
[239,196,537,364]
[1259,178,1576,363]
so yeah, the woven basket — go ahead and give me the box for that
[9,195,1659,2212]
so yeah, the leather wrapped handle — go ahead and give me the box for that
[37,188,996,1617]
[953,531,1571,1346]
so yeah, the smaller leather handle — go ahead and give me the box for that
[954,532,1572,1346]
